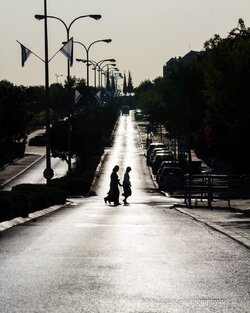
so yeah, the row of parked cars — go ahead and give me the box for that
[146,142,185,191]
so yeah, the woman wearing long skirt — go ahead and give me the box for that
[122,166,132,205]
[104,165,122,206]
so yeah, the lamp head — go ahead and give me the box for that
[103,39,112,43]
[90,14,102,20]
[76,58,87,63]
[35,14,45,20]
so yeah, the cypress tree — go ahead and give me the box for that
[123,72,127,95]
[127,70,134,94]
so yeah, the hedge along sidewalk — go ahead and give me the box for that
[0,150,109,232]
[0,154,66,232]
[0,154,44,188]
[0,147,108,232]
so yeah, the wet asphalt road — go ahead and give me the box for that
[0,114,249,313]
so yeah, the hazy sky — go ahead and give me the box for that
[1,0,250,87]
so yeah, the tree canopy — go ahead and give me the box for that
[135,19,250,174]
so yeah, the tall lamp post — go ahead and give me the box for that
[39,0,54,182]
[73,39,112,87]
[96,59,116,88]
[76,58,116,88]
[35,13,101,174]
[100,63,117,88]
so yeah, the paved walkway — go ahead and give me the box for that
[0,129,46,188]
[0,154,44,188]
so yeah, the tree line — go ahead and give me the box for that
[0,77,120,168]
[134,19,250,174]
[0,75,121,222]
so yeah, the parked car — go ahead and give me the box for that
[135,109,143,121]
[156,160,181,183]
[146,142,166,165]
[158,167,184,191]
[121,106,130,115]
[149,148,171,166]
[151,153,176,174]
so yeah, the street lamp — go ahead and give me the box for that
[76,58,116,88]
[73,39,112,87]
[76,59,97,86]
[55,74,63,83]
[35,13,101,174]
[100,63,117,88]
[96,59,116,88]
[38,0,54,182]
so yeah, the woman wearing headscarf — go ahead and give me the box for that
[104,165,122,206]
[122,166,132,205]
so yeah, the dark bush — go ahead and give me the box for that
[29,134,46,147]
[0,141,25,168]
[0,191,30,221]
[10,184,65,217]
[49,176,91,196]
[0,192,15,222]
[12,184,67,208]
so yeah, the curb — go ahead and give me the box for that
[0,154,66,232]
[0,203,68,232]
[174,206,250,250]
[86,150,108,197]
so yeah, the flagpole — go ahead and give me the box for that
[43,0,54,183]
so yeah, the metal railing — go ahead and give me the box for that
[184,174,242,208]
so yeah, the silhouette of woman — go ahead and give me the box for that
[104,165,122,206]
[122,166,132,204]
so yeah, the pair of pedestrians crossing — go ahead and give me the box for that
[104,166,132,206]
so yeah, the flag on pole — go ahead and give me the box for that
[19,43,32,67]
[60,37,73,66]
[75,89,82,104]
[17,40,44,66]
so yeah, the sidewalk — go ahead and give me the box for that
[0,154,44,188]
[0,128,46,188]
[137,120,250,249]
